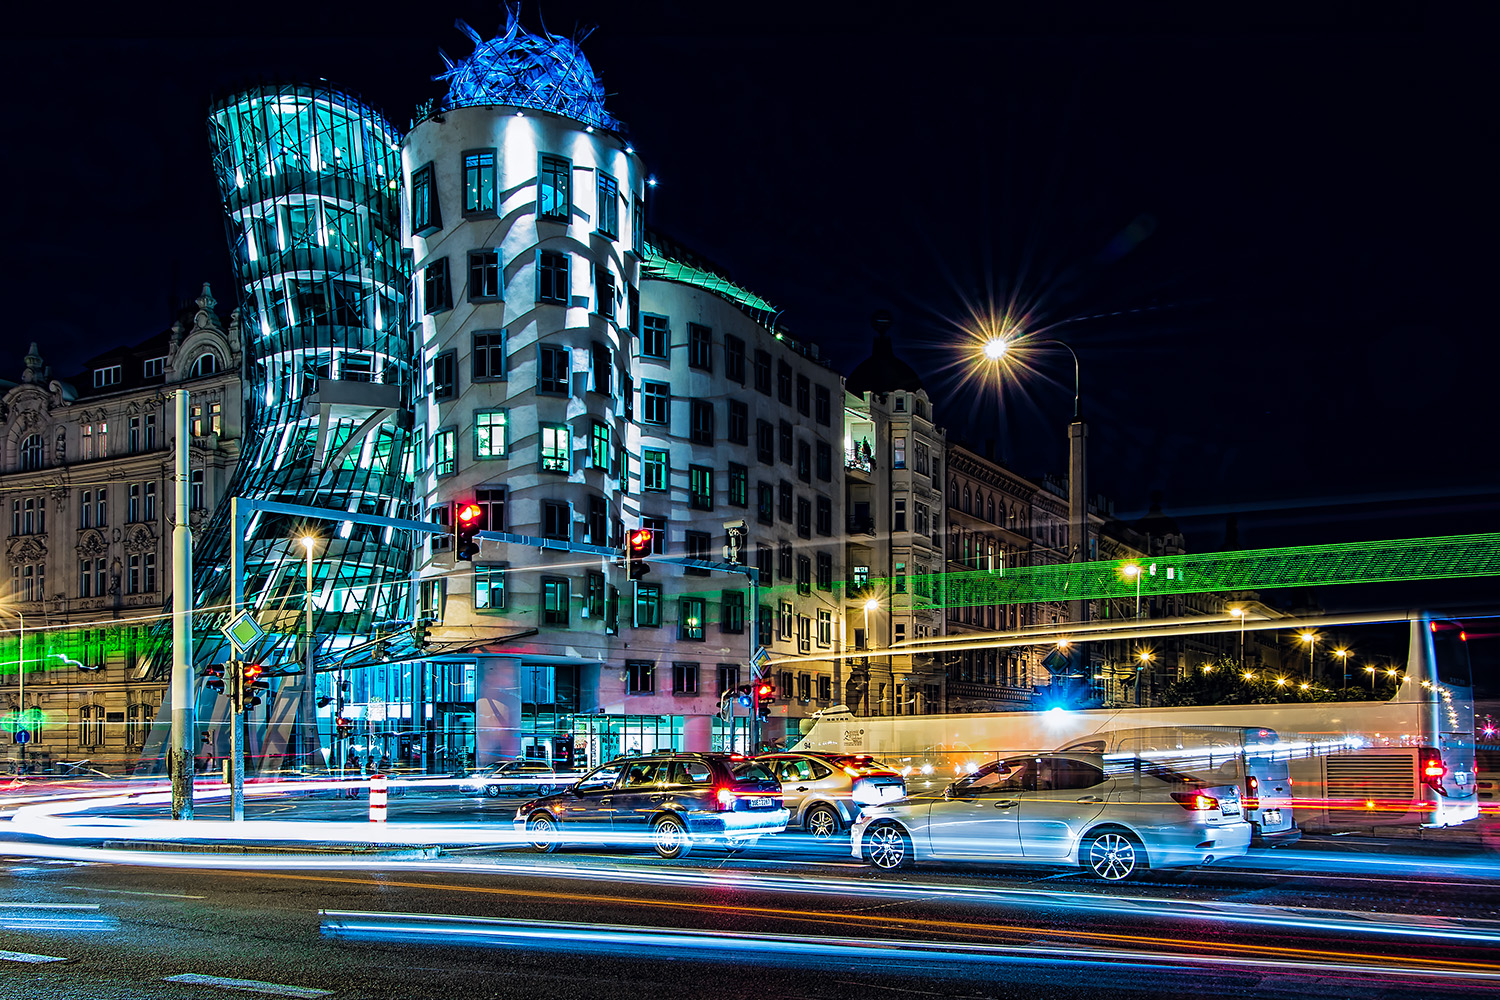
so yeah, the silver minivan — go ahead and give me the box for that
[1059,725,1299,847]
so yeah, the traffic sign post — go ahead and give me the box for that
[13,729,30,745]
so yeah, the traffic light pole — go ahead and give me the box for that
[229,660,245,821]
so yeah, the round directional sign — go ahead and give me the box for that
[13,729,31,745]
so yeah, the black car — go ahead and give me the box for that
[514,753,790,859]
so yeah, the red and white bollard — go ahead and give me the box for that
[369,773,388,823]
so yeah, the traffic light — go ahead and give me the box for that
[203,663,226,697]
[455,502,483,561]
[755,681,775,719]
[240,663,268,710]
[626,527,654,580]
[336,717,354,741]
[736,684,754,708]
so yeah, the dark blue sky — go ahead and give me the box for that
[3,3,1492,599]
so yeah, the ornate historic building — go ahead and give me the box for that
[1,286,241,771]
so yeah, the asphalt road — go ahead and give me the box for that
[3,791,1499,999]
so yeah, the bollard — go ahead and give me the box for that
[369,772,388,823]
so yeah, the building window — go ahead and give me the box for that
[642,381,669,425]
[689,399,714,444]
[753,349,772,395]
[475,410,508,459]
[128,416,140,452]
[642,314,669,359]
[797,616,811,654]
[542,577,570,626]
[757,482,774,524]
[210,402,223,436]
[595,262,615,320]
[596,172,619,237]
[79,705,104,749]
[590,422,610,470]
[679,598,706,641]
[192,405,204,437]
[894,561,907,593]
[463,149,496,214]
[473,330,506,381]
[816,496,831,536]
[424,258,452,313]
[21,433,44,471]
[538,154,571,221]
[672,661,699,692]
[535,344,571,395]
[412,162,440,234]
[190,470,204,509]
[756,421,774,464]
[94,365,122,388]
[796,497,811,538]
[689,465,713,511]
[475,487,506,532]
[779,543,794,582]
[893,436,907,469]
[725,334,746,384]
[469,250,502,301]
[728,464,748,507]
[634,585,661,627]
[626,660,655,693]
[758,604,773,646]
[894,498,907,532]
[726,400,748,445]
[643,449,669,492]
[434,428,457,476]
[720,591,745,634]
[540,425,570,473]
[538,250,569,304]
[776,361,792,404]
[815,385,831,425]
[816,442,831,481]
[192,353,218,377]
[778,481,793,522]
[685,531,711,575]
[145,481,157,522]
[126,703,150,747]
[779,421,793,463]
[430,502,452,554]
[145,413,156,449]
[587,570,606,619]
[128,483,140,523]
[143,356,165,379]
[797,441,811,483]
[779,600,793,639]
[687,322,712,371]
[796,374,810,416]
[816,551,832,590]
[431,350,457,400]
[542,501,571,543]
[588,342,612,396]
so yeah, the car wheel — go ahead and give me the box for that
[1084,828,1145,881]
[484,783,503,798]
[806,805,840,840]
[863,821,912,870]
[651,815,694,860]
[527,813,560,854]
[536,784,553,797]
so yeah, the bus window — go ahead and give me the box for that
[1432,626,1473,689]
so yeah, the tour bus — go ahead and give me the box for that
[793,612,1478,833]
[1055,725,1300,846]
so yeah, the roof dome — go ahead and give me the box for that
[847,313,924,395]
[436,12,620,132]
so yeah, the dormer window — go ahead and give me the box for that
[143,357,166,378]
[191,353,218,377]
[94,365,121,388]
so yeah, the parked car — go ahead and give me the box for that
[461,759,558,798]
[850,751,1251,880]
[515,752,789,859]
[755,752,906,839]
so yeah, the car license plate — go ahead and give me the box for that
[749,797,772,808]
[879,785,903,800]
[1264,809,1281,825]
[1454,772,1470,784]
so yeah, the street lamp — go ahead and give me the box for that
[1229,607,1247,669]
[1299,631,1317,683]
[1363,664,1376,692]
[300,535,317,771]
[1121,563,1143,619]
[1333,648,1351,691]
[1134,649,1153,707]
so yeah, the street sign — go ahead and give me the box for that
[223,611,266,653]
[14,729,30,745]
[751,646,771,676]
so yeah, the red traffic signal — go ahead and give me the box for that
[455,502,483,561]
[626,528,654,580]
[203,664,226,695]
[756,682,774,700]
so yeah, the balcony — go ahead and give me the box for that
[847,515,876,536]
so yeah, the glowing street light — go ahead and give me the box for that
[1299,631,1317,683]
[1230,607,1247,669]
[1333,647,1351,690]
[863,597,880,651]
[1134,649,1154,707]
[1121,563,1143,619]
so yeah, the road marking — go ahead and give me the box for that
[163,973,332,997]
[0,950,68,963]
[58,885,207,899]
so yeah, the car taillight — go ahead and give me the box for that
[1171,791,1219,812]
[1420,748,1447,791]
[842,766,861,778]
[716,787,736,811]
[1244,775,1259,810]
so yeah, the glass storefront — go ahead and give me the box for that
[574,715,685,769]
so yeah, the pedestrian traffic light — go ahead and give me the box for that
[203,663,226,696]
[455,502,483,561]
[626,527,654,580]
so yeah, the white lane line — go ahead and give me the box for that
[162,973,332,997]
[0,950,68,963]
[57,885,207,899]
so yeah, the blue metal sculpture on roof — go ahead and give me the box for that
[436,7,620,132]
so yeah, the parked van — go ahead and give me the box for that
[1058,726,1300,847]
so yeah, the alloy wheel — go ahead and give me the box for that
[807,807,839,840]
[1087,832,1138,880]
[866,823,909,869]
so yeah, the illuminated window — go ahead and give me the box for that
[434,428,457,477]
[475,410,508,459]
[678,600,705,642]
[463,149,496,214]
[893,436,907,469]
[590,422,610,470]
[689,465,713,511]
[634,588,661,629]
[474,564,507,610]
[643,449,669,492]
[729,464,748,507]
[542,576,570,626]
[540,425,570,473]
[538,155,571,221]
[211,402,222,436]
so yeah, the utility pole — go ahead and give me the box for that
[170,389,195,820]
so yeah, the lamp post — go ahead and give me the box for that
[1299,631,1317,684]
[1333,648,1350,691]
[300,535,317,772]
[1135,649,1154,707]
[1121,564,1143,619]
[1364,664,1376,693]
[1,607,24,774]
[1230,607,1246,669]
[863,598,880,714]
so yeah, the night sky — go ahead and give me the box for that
[3,4,1492,605]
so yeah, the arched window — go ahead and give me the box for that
[950,479,960,505]
[20,433,44,471]
[987,497,995,523]
[191,352,218,377]
[963,487,972,514]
